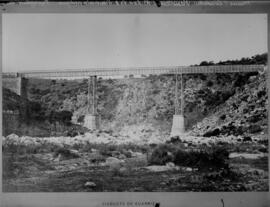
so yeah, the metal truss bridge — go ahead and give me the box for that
[3,64,265,79]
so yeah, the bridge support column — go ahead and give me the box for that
[84,114,97,130]
[84,76,98,130]
[170,73,185,137]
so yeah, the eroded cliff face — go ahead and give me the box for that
[190,72,268,138]
[104,76,175,133]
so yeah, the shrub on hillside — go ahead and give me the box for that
[53,147,80,160]
[2,140,64,155]
[174,146,229,171]
[148,144,177,165]
[55,110,73,125]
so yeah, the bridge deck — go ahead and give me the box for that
[3,65,265,78]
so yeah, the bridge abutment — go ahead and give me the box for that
[2,75,21,96]
[2,75,29,122]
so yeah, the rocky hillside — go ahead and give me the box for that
[190,71,268,138]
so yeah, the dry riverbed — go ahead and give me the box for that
[2,133,268,192]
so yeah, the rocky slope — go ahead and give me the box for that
[190,71,268,139]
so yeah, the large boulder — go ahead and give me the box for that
[248,124,262,133]
[144,164,179,172]
[105,157,124,170]
[84,181,96,188]
[203,128,220,137]
[53,148,80,161]
[6,133,19,140]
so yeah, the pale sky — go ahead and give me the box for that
[2,13,267,72]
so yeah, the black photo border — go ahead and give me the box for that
[0,1,269,207]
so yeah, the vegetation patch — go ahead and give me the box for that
[148,144,177,165]
[174,146,229,171]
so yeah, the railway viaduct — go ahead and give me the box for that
[2,64,265,136]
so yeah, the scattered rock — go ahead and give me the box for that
[203,171,223,181]
[119,167,128,173]
[54,148,80,160]
[84,181,96,188]
[121,149,132,158]
[219,114,226,120]
[258,146,267,153]
[160,182,167,186]
[111,151,121,157]
[91,148,98,153]
[106,156,121,163]
[70,149,80,156]
[129,187,144,192]
[89,153,105,164]
[144,164,179,172]
[106,157,124,170]
[128,150,143,157]
[249,124,262,133]
[203,128,220,137]
[165,162,175,168]
[190,175,203,183]
[54,154,63,162]
[185,167,193,172]
[6,133,19,140]
[243,136,252,142]
[229,152,266,159]
[168,136,181,144]
[118,154,127,160]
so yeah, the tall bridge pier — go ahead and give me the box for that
[83,75,98,130]
[171,73,185,137]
